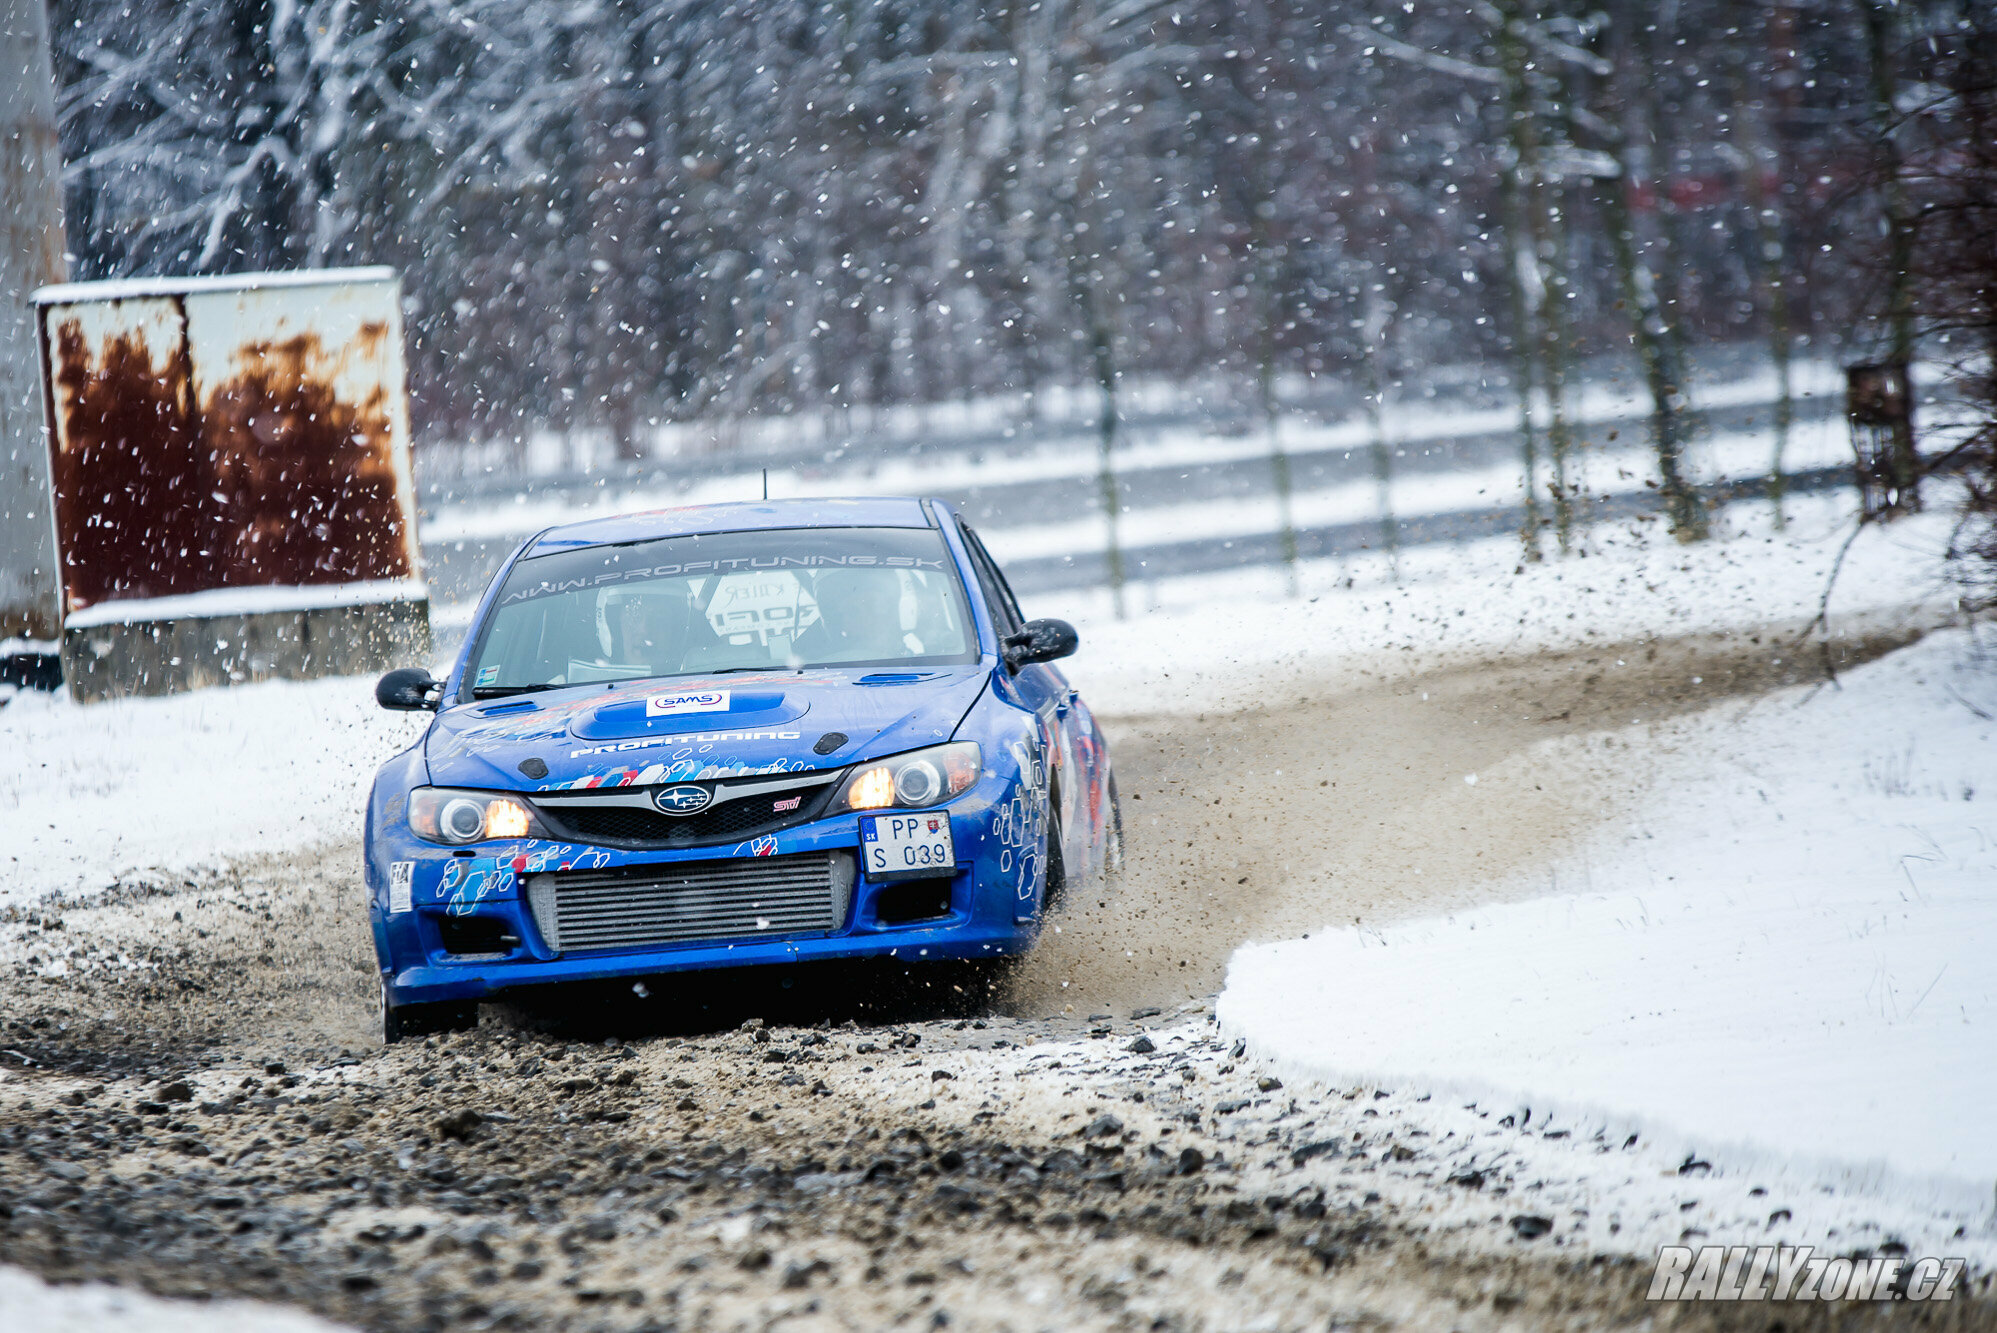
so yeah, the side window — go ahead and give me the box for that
[957,522,1024,635]
[976,532,1028,627]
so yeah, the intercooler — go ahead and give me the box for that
[524,851,855,954]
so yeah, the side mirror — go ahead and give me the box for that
[376,667,441,711]
[1001,618,1079,672]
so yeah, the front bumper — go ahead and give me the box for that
[365,777,1047,1008]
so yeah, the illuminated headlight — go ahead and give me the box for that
[409,787,546,845]
[832,742,981,813]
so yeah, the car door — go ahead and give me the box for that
[957,521,1082,864]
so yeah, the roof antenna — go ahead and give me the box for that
[762,468,768,501]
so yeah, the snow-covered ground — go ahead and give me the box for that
[0,675,429,912]
[1219,625,1997,1240]
[1048,489,1959,717]
[1,431,1986,1315]
[0,1264,351,1332]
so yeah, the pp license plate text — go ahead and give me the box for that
[862,814,955,876]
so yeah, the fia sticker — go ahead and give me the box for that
[475,664,501,687]
[645,689,730,719]
[388,861,414,914]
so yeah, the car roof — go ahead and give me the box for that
[524,496,940,556]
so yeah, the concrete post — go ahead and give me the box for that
[0,0,67,647]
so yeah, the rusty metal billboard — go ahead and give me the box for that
[34,267,423,622]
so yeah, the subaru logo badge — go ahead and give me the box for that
[653,784,713,816]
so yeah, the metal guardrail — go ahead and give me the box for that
[996,462,1861,596]
[412,389,1853,609]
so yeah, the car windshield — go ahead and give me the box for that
[464,525,978,695]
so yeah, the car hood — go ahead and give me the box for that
[423,666,991,792]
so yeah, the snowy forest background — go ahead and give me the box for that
[42,0,1997,520]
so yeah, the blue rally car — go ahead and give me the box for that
[367,497,1120,1041]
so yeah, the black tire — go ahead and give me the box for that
[1041,809,1067,913]
[380,981,477,1044]
[1105,770,1126,879]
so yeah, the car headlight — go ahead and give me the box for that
[408,787,549,845]
[831,742,981,813]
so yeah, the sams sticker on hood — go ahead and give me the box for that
[646,690,730,719]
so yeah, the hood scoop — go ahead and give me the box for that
[423,665,993,792]
[568,687,807,741]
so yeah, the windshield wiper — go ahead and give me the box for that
[470,683,567,699]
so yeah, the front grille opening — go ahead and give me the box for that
[437,914,522,956]
[528,851,856,954]
[874,880,953,925]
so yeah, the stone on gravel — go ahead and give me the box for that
[1290,1141,1340,1167]
[1257,1075,1283,1092]
[1126,1035,1156,1053]
[436,1108,483,1141]
[1083,1113,1123,1139]
[1510,1214,1554,1240]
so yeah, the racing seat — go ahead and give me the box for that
[794,569,912,665]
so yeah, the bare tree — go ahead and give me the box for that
[1859,0,1923,512]
[1726,8,1798,529]
[1907,3,1997,593]
[43,0,1923,496]
[1585,5,1706,539]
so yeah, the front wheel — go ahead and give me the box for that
[380,980,477,1044]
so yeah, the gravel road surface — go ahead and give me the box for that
[4,622,1984,1332]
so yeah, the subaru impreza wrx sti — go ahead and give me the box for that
[366,497,1119,1041]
